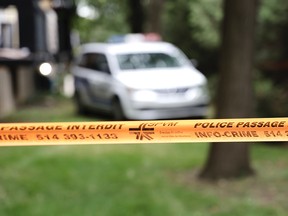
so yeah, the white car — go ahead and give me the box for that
[72,39,210,120]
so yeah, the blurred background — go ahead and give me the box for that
[1,0,288,118]
[1,0,288,215]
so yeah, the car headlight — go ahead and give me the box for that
[128,88,157,101]
[187,85,209,99]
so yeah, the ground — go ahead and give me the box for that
[0,95,287,216]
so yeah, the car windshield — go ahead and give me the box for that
[116,53,186,70]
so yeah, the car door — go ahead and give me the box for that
[82,52,113,110]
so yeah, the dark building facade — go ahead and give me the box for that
[0,0,75,62]
[0,0,76,117]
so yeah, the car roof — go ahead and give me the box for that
[80,42,179,55]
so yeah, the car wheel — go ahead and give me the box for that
[74,92,88,115]
[111,98,126,120]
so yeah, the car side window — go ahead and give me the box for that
[78,54,87,67]
[81,53,111,74]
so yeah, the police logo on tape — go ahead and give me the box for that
[129,123,155,140]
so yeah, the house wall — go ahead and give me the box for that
[16,65,35,104]
[0,66,15,118]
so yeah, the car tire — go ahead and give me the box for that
[74,91,89,115]
[111,98,126,120]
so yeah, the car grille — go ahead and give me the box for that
[154,88,189,94]
[138,103,208,111]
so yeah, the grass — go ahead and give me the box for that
[0,95,288,215]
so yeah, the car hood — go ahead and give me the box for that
[115,67,207,89]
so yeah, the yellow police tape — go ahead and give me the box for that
[0,118,288,146]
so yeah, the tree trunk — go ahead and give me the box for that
[145,0,164,34]
[127,0,145,33]
[200,0,259,180]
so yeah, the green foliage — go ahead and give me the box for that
[162,0,195,56]
[72,0,288,60]
[73,0,129,43]
[162,0,222,76]
[188,0,222,49]
[257,0,288,60]
[163,0,222,50]
[259,0,288,25]
[254,0,288,117]
[73,0,223,50]
[254,73,288,117]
